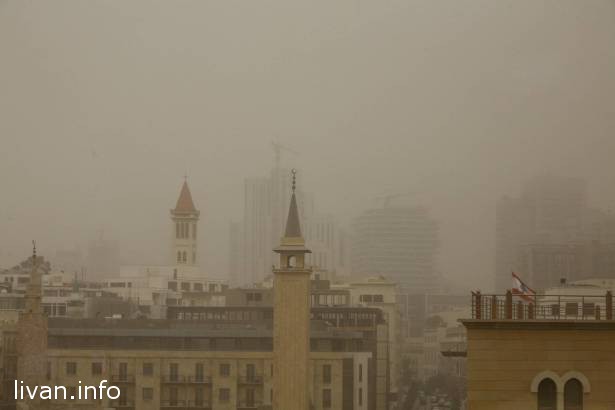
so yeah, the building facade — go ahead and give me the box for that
[350,206,439,294]
[463,291,615,410]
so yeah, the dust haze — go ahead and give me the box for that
[1,0,615,291]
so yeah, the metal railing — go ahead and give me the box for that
[109,400,135,408]
[160,401,212,409]
[237,401,263,409]
[237,375,263,385]
[111,374,135,383]
[471,291,614,321]
[161,375,213,384]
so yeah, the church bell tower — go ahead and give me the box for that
[170,178,200,267]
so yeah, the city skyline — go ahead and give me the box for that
[2,0,615,293]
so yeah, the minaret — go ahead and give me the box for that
[170,178,200,266]
[17,242,48,408]
[273,169,312,410]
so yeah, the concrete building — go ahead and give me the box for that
[462,291,615,410]
[495,175,615,292]
[515,241,615,291]
[86,235,120,281]
[230,162,345,287]
[350,206,439,294]
[305,214,340,277]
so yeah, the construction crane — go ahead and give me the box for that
[374,192,416,208]
[271,141,299,168]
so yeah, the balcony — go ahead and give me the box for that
[237,402,263,409]
[186,401,212,409]
[237,376,263,385]
[110,374,135,383]
[161,400,186,409]
[471,291,615,321]
[160,401,212,409]
[109,400,135,409]
[161,375,212,384]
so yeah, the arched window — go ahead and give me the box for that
[288,255,297,268]
[565,379,583,410]
[182,251,187,263]
[177,251,182,263]
[538,378,557,410]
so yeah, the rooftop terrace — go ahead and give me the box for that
[470,290,614,321]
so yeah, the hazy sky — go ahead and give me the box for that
[1,0,614,291]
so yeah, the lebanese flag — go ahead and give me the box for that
[512,272,535,302]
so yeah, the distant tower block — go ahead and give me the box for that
[171,178,200,266]
[273,169,312,410]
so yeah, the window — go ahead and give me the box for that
[565,379,583,410]
[323,364,332,384]
[119,362,128,381]
[169,387,178,406]
[288,255,297,268]
[538,378,557,410]
[91,362,102,376]
[359,295,372,303]
[169,363,179,382]
[182,251,187,263]
[194,283,203,292]
[142,387,153,400]
[358,364,363,382]
[246,388,255,407]
[66,362,77,376]
[176,222,180,239]
[195,363,204,382]
[168,281,178,291]
[359,388,363,406]
[193,223,197,239]
[177,251,182,263]
[143,362,153,376]
[195,388,204,406]
[322,389,332,408]
[246,364,256,382]
[181,282,190,292]
[373,294,384,303]
[219,363,230,377]
[219,388,230,402]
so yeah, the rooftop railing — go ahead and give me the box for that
[471,290,614,321]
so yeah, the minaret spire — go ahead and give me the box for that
[283,169,302,239]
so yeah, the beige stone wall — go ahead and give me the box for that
[465,321,615,410]
[44,349,357,410]
[273,271,311,410]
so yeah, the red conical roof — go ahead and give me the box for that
[174,180,197,213]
